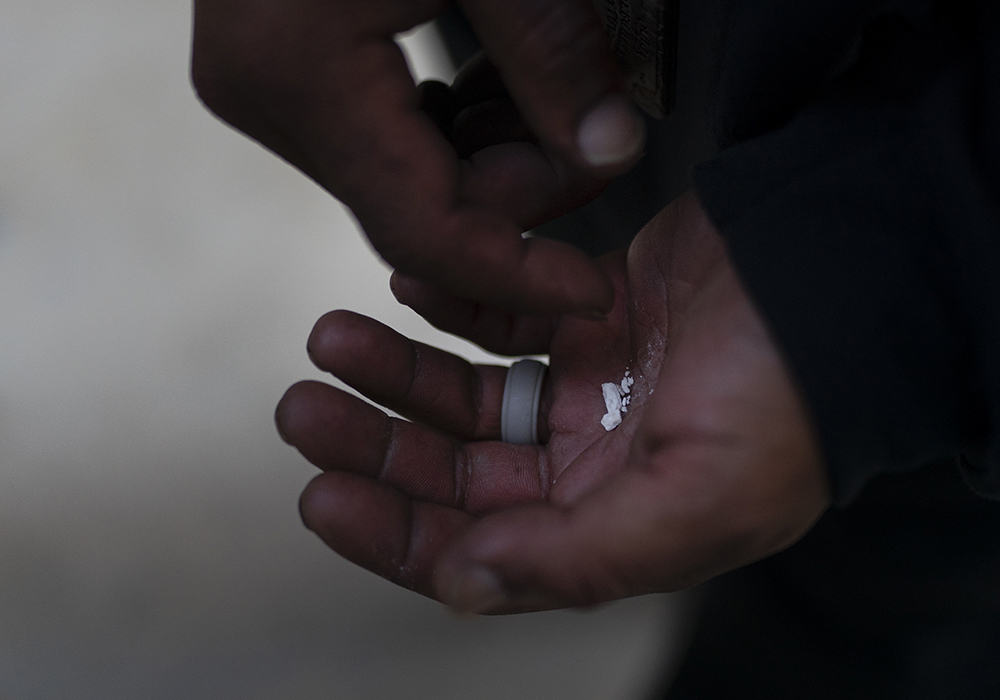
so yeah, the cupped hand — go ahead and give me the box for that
[192,0,646,314]
[275,193,831,613]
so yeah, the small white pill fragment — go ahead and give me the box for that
[620,372,634,395]
[601,382,623,431]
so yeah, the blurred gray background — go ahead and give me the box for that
[0,3,688,698]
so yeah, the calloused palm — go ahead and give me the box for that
[276,192,830,613]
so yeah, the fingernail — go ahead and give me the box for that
[444,567,508,615]
[578,96,646,167]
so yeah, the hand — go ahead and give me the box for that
[191,0,646,314]
[275,192,831,613]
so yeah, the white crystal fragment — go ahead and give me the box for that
[620,373,634,394]
[601,382,623,431]
[600,370,638,431]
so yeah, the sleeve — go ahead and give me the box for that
[692,2,1000,504]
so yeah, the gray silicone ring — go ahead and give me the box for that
[500,359,547,445]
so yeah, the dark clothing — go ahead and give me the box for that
[694,0,1000,505]
[662,460,1000,699]
[662,1,1000,697]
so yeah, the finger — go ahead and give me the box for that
[277,381,550,512]
[306,309,555,441]
[447,59,543,157]
[453,98,536,158]
[389,274,557,356]
[459,0,646,171]
[299,471,472,598]
[459,142,608,230]
[432,464,749,614]
[307,310,510,436]
[436,435,828,614]
[429,69,609,229]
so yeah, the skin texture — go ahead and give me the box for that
[191,0,647,315]
[275,193,832,613]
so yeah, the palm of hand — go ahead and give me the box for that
[276,194,829,613]
[524,212,708,507]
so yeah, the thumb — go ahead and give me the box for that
[434,447,828,614]
[433,470,715,614]
[458,0,647,172]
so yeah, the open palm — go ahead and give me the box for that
[276,193,830,613]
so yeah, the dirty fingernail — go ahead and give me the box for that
[444,567,508,615]
[578,96,646,167]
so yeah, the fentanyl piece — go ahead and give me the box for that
[601,370,635,431]
[601,383,623,431]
